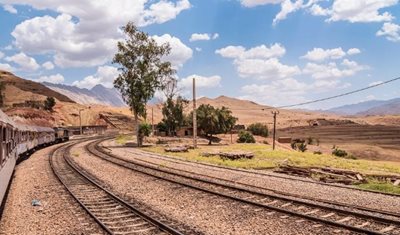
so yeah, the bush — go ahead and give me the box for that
[313,151,322,155]
[139,123,151,137]
[291,139,307,152]
[237,131,256,143]
[247,123,269,137]
[44,97,56,111]
[307,136,320,146]
[332,145,348,157]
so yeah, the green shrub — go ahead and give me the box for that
[237,130,256,143]
[247,123,269,137]
[313,151,322,155]
[139,123,151,137]
[291,139,307,152]
[332,145,348,157]
[307,136,320,146]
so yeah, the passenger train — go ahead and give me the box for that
[0,109,69,207]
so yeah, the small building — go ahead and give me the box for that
[278,137,292,144]
[66,125,108,135]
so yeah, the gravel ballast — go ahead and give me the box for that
[104,139,400,214]
[0,143,104,235]
[73,140,353,235]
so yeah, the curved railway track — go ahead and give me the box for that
[87,138,400,235]
[124,144,400,198]
[50,139,185,235]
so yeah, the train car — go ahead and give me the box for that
[54,127,70,143]
[1,110,62,207]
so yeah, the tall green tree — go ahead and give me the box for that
[161,96,189,136]
[191,104,237,145]
[113,22,175,146]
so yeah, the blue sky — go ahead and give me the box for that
[1,0,400,109]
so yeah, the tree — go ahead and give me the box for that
[237,130,256,143]
[247,123,269,137]
[113,22,175,146]
[44,97,56,111]
[191,104,237,145]
[161,96,189,136]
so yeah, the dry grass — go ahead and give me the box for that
[143,143,400,175]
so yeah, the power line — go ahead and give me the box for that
[227,76,400,111]
[275,76,400,109]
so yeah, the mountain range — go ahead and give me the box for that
[42,82,126,107]
[327,98,400,116]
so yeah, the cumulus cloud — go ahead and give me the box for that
[328,0,397,23]
[376,22,400,42]
[5,52,40,71]
[189,33,219,42]
[42,61,55,70]
[179,74,222,89]
[216,43,299,80]
[240,0,284,8]
[35,74,64,84]
[152,34,193,68]
[3,4,17,14]
[303,59,367,80]
[301,47,361,61]
[0,63,14,72]
[273,0,304,25]
[72,65,119,89]
[0,51,4,59]
[7,0,190,68]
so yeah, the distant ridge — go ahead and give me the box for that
[43,82,126,107]
[327,98,400,116]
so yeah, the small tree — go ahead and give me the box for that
[44,97,56,111]
[113,21,175,146]
[247,123,269,137]
[190,104,237,145]
[237,130,256,143]
[138,123,151,144]
[161,96,189,136]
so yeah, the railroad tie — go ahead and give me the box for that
[380,225,396,233]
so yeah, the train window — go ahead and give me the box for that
[2,127,6,142]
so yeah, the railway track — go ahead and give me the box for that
[87,138,400,235]
[50,140,185,235]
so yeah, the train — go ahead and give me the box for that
[0,109,69,207]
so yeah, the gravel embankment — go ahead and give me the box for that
[103,139,400,214]
[0,143,104,235]
[73,140,351,235]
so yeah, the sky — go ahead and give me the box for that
[0,0,400,110]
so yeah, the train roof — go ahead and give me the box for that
[0,109,17,127]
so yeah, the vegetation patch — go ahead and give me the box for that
[357,181,400,195]
[115,134,132,145]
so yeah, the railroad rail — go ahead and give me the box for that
[50,140,185,235]
[87,138,400,235]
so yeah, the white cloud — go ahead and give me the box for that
[377,22,400,42]
[195,47,202,52]
[273,0,304,25]
[217,43,299,80]
[347,48,361,55]
[301,47,347,61]
[240,0,284,8]
[303,59,366,80]
[309,4,331,16]
[72,65,119,89]
[0,51,4,59]
[3,4,17,14]
[328,0,398,23]
[5,52,40,71]
[369,81,383,86]
[35,74,64,84]
[0,63,14,72]
[189,33,219,42]
[152,34,192,68]
[7,0,190,68]
[302,47,362,61]
[42,61,54,70]
[179,74,221,89]
[216,43,286,59]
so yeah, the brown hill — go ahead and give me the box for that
[0,70,74,104]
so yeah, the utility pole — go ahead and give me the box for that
[271,110,279,150]
[151,107,154,136]
[79,109,84,135]
[192,77,197,148]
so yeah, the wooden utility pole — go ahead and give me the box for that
[79,109,84,135]
[151,107,154,136]
[193,77,197,148]
[271,110,279,150]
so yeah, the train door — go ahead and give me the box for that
[0,125,3,166]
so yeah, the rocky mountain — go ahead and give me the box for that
[43,82,126,107]
[327,98,400,116]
